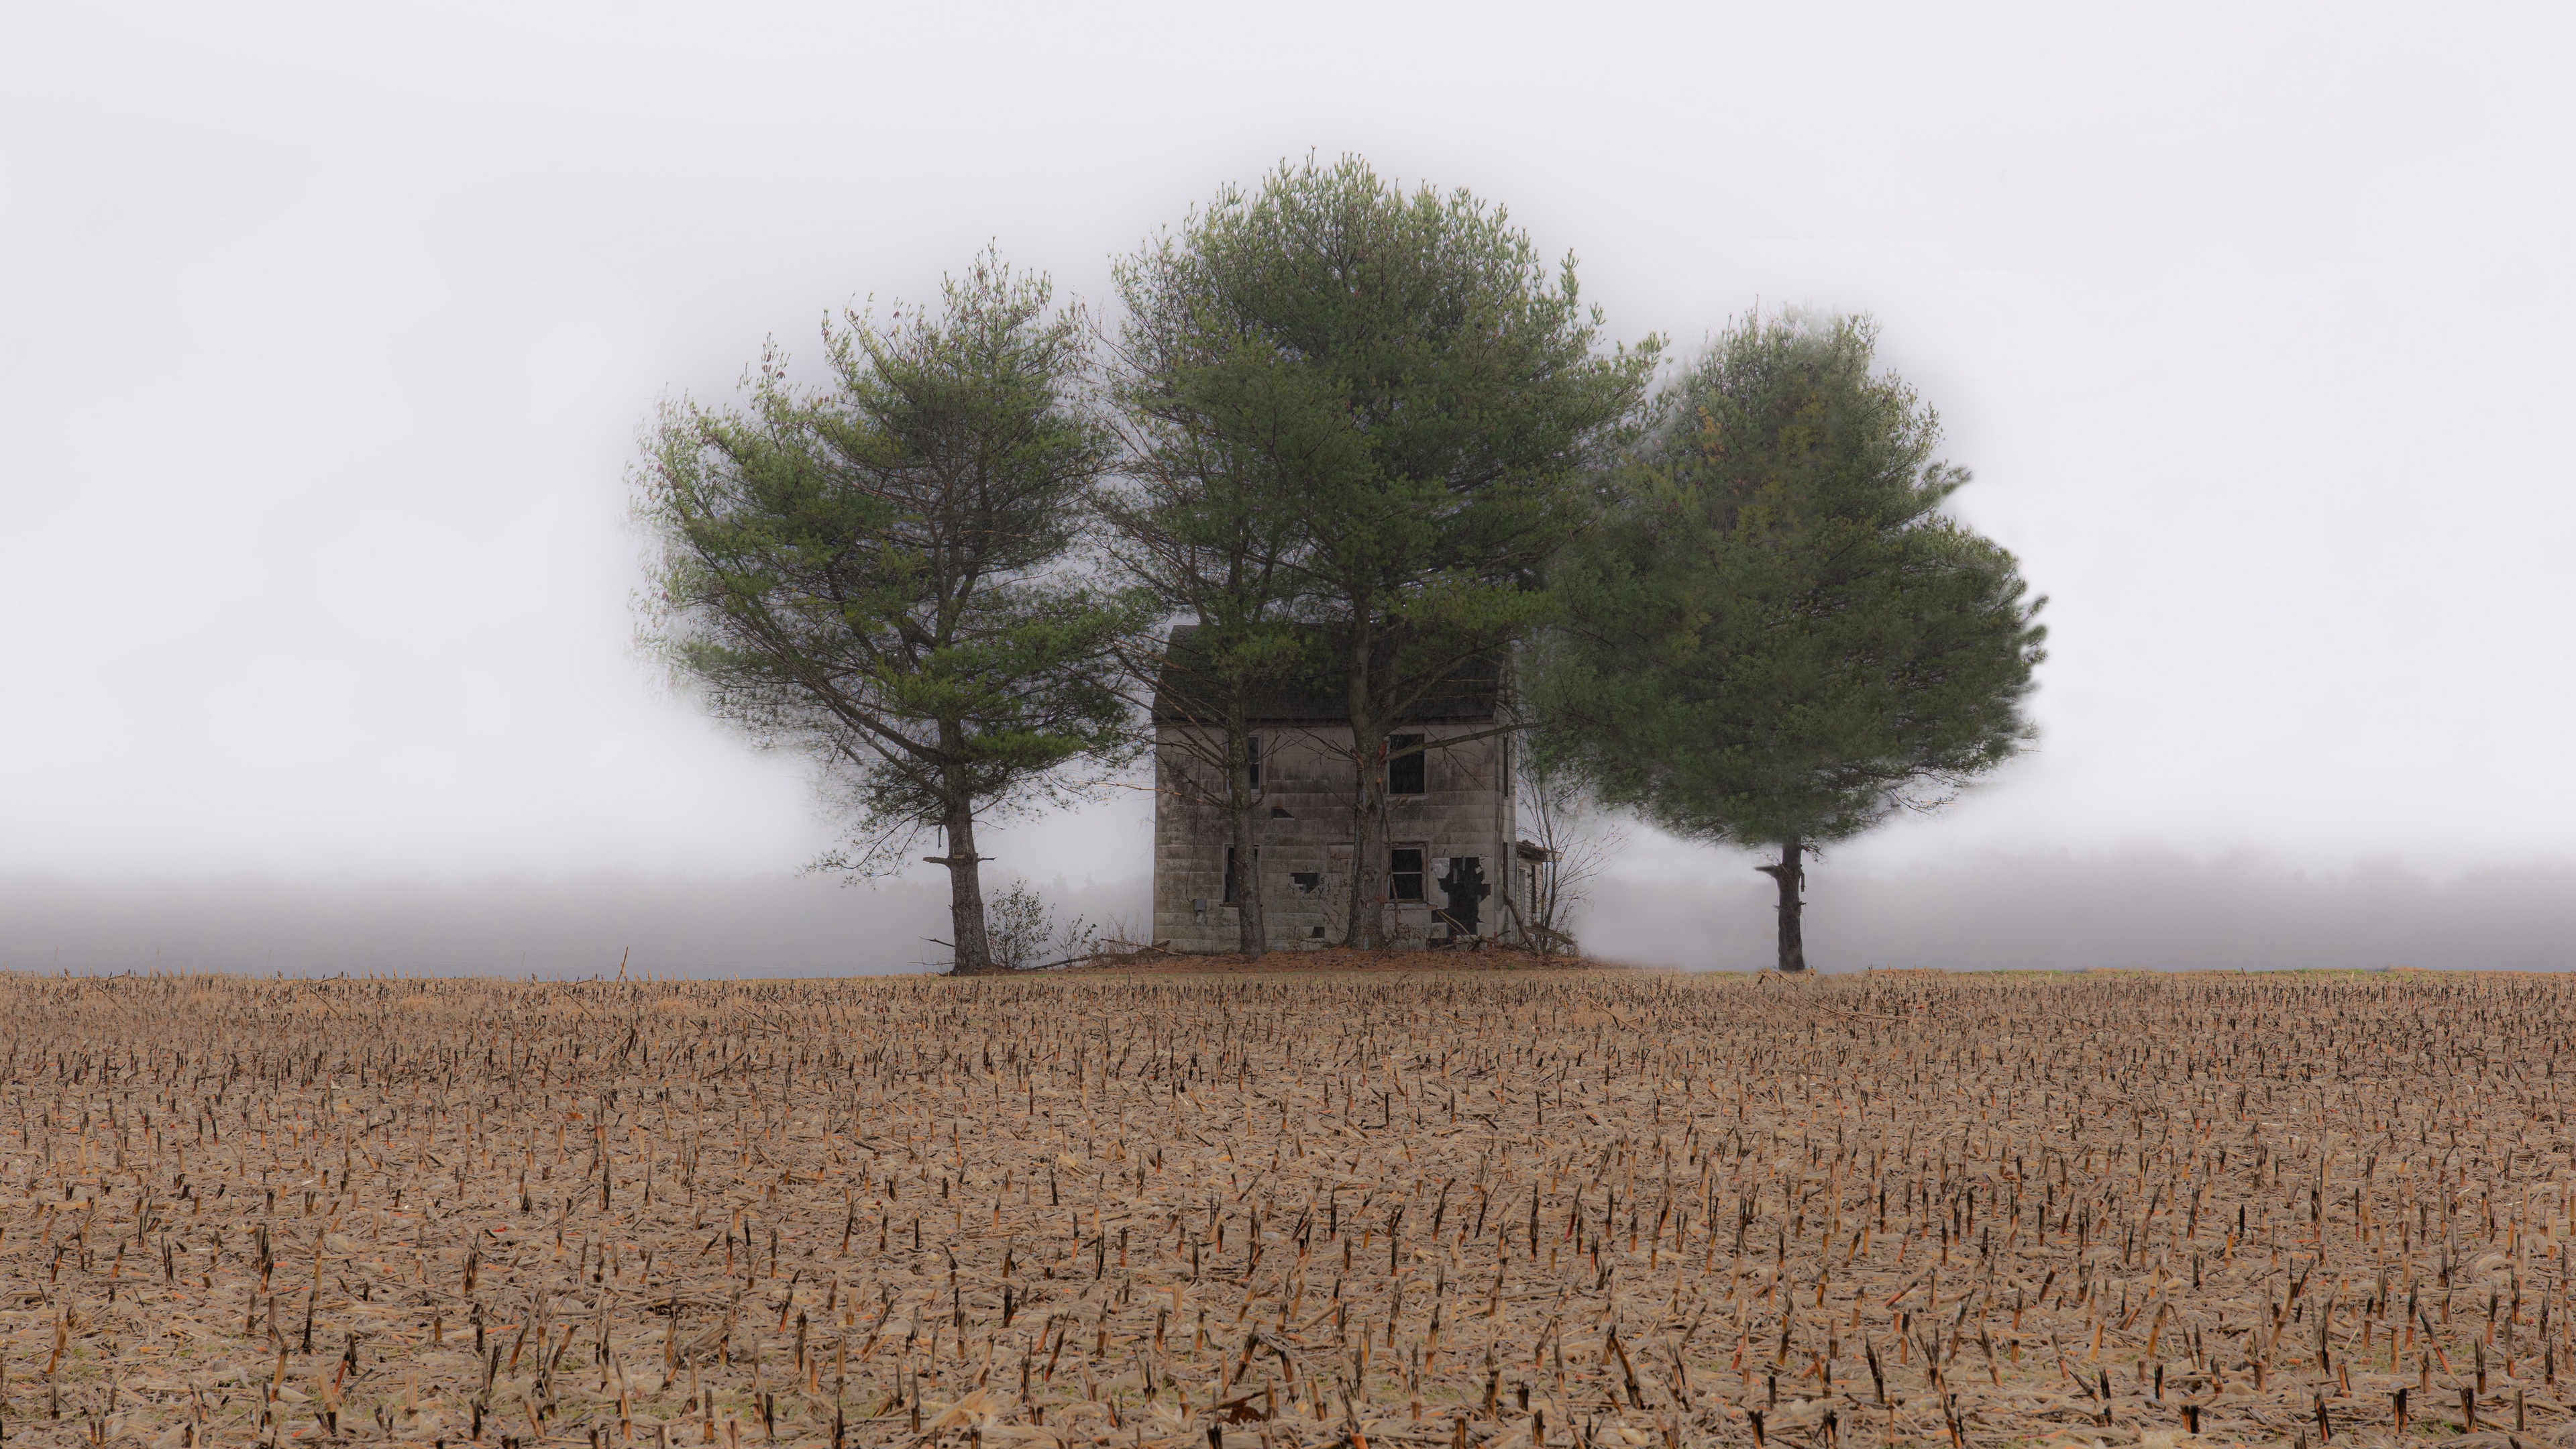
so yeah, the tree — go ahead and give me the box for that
[1097,240,1313,959]
[635,256,1139,973]
[1534,311,2045,971]
[1508,714,1626,958]
[1130,156,1658,948]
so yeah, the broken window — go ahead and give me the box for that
[1223,845,1259,904]
[1436,855,1489,937]
[1387,734,1426,796]
[1389,846,1426,902]
[1289,871,1320,895]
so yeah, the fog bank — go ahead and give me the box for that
[0,873,1150,979]
[2,850,2567,977]
[1580,849,2576,973]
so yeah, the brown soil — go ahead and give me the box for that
[4,969,2569,1448]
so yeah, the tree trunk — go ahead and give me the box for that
[940,796,994,974]
[1345,669,1390,950]
[1755,837,1807,973]
[1228,702,1266,961]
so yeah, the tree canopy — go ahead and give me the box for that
[1533,311,2045,970]
[1125,156,1659,947]
[1097,236,1317,958]
[632,165,2047,973]
[635,256,1138,973]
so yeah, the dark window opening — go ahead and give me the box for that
[1389,846,1426,902]
[1246,735,1262,792]
[1289,871,1320,895]
[1436,855,1489,937]
[1224,845,1258,904]
[1387,734,1426,796]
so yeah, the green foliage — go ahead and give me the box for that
[1102,202,1342,958]
[1122,155,1660,946]
[1099,235,1318,720]
[635,254,1142,971]
[1534,312,2045,963]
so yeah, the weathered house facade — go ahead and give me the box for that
[1150,628,1527,952]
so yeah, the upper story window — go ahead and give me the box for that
[1246,735,1261,792]
[1387,734,1426,796]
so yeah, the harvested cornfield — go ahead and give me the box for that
[3,969,2573,1449]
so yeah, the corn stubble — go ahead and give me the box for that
[4,969,2573,1448]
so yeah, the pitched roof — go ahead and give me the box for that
[1152,623,1505,727]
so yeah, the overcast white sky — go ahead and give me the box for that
[3,2,2572,972]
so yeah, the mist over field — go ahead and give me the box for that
[5,847,2569,977]
[3,3,2571,973]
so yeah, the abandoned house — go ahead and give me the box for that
[1150,625,1542,952]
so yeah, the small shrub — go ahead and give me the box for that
[985,879,1099,971]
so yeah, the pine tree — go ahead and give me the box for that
[636,256,1140,973]
[1535,312,2045,970]
[1099,235,1315,958]
[1123,156,1655,947]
